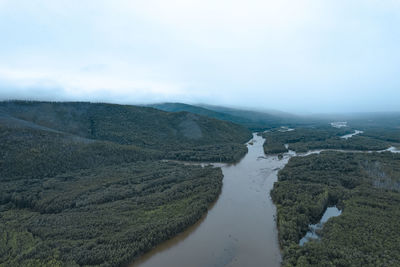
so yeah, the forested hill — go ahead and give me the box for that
[148,102,258,128]
[149,102,305,130]
[0,100,251,266]
[0,101,252,162]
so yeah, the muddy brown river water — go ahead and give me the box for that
[132,131,400,266]
[132,134,287,267]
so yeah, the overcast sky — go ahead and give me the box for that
[0,0,399,113]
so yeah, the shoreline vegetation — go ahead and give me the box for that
[2,100,400,266]
[261,127,397,155]
[266,126,400,266]
[0,101,251,266]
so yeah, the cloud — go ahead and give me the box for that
[0,66,187,102]
[0,0,399,113]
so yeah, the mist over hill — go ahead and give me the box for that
[148,102,317,130]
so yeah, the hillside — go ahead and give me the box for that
[149,102,306,130]
[148,102,259,128]
[200,104,308,129]
[0,100,251,266]
[0,101,252,162]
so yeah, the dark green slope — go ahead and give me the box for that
[150,102,309,130]
[0,101,251,147]
[0,101,252,162]
[200,104,306,129]
[0,124,162,182]
[148,102,257,128]
[0,100,251,267]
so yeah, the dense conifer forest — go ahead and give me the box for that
[261,126,397,154]
[149,102,307,131]
[272,150,400,266]
[0,101,252,266]
[262,121,400,266]
[0,101,251,161]
[3,100,400,266]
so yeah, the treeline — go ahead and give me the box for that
[360,128,400,144]
[165,143,247,163]
[272,151,400,266]
[0,125,162,182]
[0,101,252,150]
[0,125,244,183]
[1,162,222,266]
[261,127,391,154]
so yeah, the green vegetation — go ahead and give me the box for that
[0,101,251,162]
[1,161,222,266]
[360,128,400,144]
[0,125,162,181]
[148,102,258,129]
[0,100,251,266]
[346,112,400,130]
[261,127,392,154]
[272,151,400,266]
[149,102,309,130]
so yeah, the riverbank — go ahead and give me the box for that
[133,130,400,267]
[132,133,283,267]
[272,150,400,266]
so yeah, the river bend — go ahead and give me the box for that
[133,134,284,267]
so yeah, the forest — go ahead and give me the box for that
[272,151,400,266]
[0,101,252,266]
[261,126,396,154]
[0,101,251,161]
[149,102,310,131]
[1,161,223,266]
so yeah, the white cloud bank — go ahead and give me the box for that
[0,0,399,113]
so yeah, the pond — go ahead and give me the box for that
[299,206,342,246]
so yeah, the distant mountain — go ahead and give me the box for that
[200,104,296,118]
[200,104,298,128]
[149,102,306,130]
[148,102,261,128]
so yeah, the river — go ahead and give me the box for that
[132,133,285,267]
[340,130,364,139]
[132,133,400,266]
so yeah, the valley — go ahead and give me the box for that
[1,101,400,267]
[2,2,399,266]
